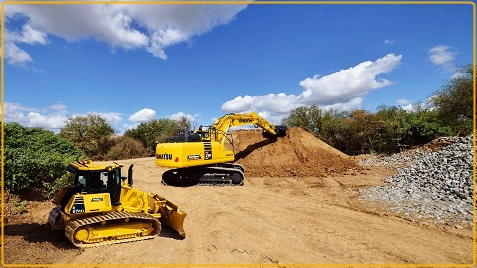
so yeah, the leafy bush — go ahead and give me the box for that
[106,136,149,160]
[4,122,84,199]
[42,172,75,200]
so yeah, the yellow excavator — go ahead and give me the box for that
[48,160,186,247]
[155,112,287,186]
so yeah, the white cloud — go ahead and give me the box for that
[222,53,402,123]
[168,112,198,123]
[321,97,363,111]
[451,69,468,80]
[428,45,456,66]
[399,96,436,112]
[2,21,49,66]
[384,39,395,45]
[222,93,300,118]
[396,98,412,105]
[96,112,123,125]
[14,24,48,44]
[1,102,68,129]
[25,112,67,129]
[128,108,156,122]
[3,3,247,65]
[2,101,127,131]
[4,42,33,66]
[299,53,401,104]
[401,104,414,112]
[49,103,66,111]
[2,102,36,120]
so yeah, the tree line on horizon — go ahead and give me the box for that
[2,64,474,199]
[281,64,473,155]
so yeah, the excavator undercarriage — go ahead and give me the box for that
[162,163,245,186]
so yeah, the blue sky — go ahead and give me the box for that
[1,2,474,134]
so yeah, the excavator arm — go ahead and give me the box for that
[209,112,287,145]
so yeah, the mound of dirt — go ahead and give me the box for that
[228,127,359,177]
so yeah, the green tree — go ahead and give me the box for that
[3,122,83,197]
[124,118,179,154]
[374,105,406,153]
[346,109,381,154]
[432,63,474,134]
[281,104,451,155]
[373,105,450,154]
[59,114,114,160]
[281,104,322,135]
[176,116,193,134]
[318,108,349,150]
[397,104,451,146]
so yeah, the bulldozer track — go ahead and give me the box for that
[65,211,161,248]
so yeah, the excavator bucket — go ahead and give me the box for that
[262,126,288,139]
[148,193,187,237]
[275,126,288,137]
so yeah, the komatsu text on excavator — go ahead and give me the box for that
[48,160,186,247]
[155,112,287,186]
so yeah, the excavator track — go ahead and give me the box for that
[162,163,245,187]
[65,211,161,248]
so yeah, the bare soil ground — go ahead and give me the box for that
[2,127,475,267]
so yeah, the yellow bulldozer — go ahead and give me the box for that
[48,160,186,247]
[156,112,287,186]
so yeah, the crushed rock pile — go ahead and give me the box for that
[359,135,475,227]
[228,127,358,177]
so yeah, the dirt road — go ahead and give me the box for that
[2,128,475,266]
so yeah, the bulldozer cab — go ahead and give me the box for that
[60,161,123,209]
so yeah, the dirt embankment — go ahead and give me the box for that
[229,127,359,177]
[2,127,474,266]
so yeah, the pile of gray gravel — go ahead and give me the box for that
[358,135,475,227]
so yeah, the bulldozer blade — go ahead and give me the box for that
[150,193,187,237]
[161,206,186,237]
